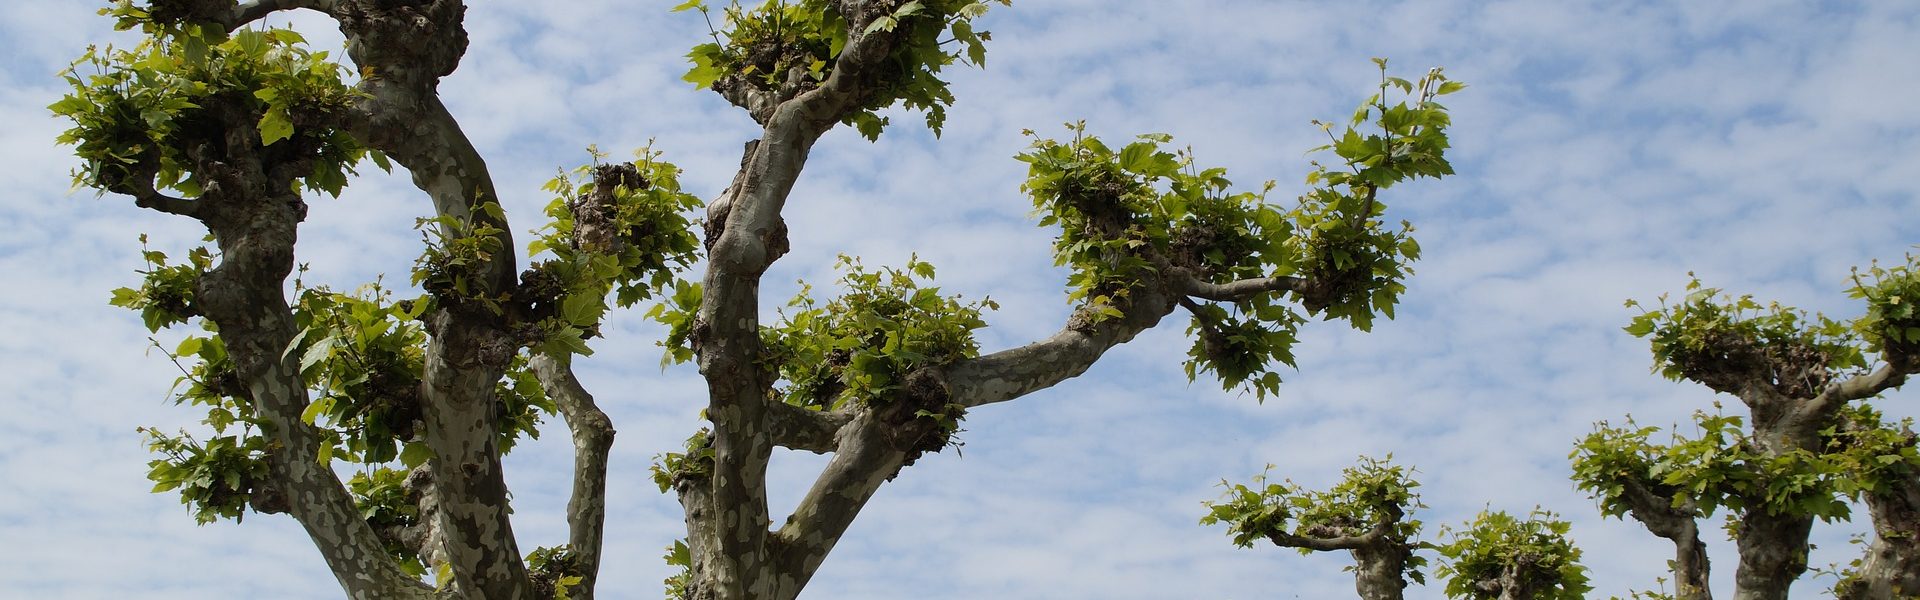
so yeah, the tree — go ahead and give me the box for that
[1571,256,1920,600]
[1202,458,1592,600]
[54,1,1460,598]
[1202,457,1427,600]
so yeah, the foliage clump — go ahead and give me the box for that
[1433,509,1592,600]
[676,0,1010,139]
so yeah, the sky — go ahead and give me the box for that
[3,1,1919,598]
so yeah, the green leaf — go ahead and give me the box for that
[669,0,704,11]
[1436,81,1468,95]
[258,110,293,146]
[400,442,434,468]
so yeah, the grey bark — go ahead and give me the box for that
[108,40,434,595]
[529,354,617,600]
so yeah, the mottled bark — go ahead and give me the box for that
[321,2,536,596]
[677,3,912,597]
[1841,483,1920,599]
[1258,505,1411,600]
[114,63,433,597]
[529,354,617,599]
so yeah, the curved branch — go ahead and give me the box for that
[1804,356,1916,421]
[232,0,338,27]
[768,402,853,454]
[528,354,615,599]
[945,285,1181,409]
[122,177,202,218]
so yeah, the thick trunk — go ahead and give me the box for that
[419,313,529,599]
[1350,543,1409,600]
[1731,511,1812,600]
[1841,484,1920,599]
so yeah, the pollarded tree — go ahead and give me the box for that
[1432,509,1592,600]
[1202,457,1428,600]
[1204,458,1591,600]
[55,1,1461,598]
[1572,257,1920,600]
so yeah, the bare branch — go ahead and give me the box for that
[232,0,338,27]
[123,178,202,218]
[1268,528,1386,552]
[529,353,616,599]
[1180,271,1306,302]
[768,402,853,454]
[771,414,907,598]
[1801,354,1915,425]
[945,285,1181,409]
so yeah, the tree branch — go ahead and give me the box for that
[767,402,853,454]
[232,0,338,27]
[1268,527,1386,552]
[945,284,1181,409]
[770,413,908,599]
[1179,271,1306,302]
[122,177,202,218]
[528,353,615,599]
[1804,355,1915,421]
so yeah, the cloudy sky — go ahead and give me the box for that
[4,1,1919,598]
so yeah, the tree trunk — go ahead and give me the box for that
[1731,511,1812,600]
[1670,522,1714,600]
[1840,484,1920,599]
[1350,543,1409,600]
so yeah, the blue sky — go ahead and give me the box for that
[3,1,1919,598]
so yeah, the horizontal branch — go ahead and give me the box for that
[1180,271,1306,302]
[233,0,338,27]
[768,402,853,454]
[1268,526,1385,552]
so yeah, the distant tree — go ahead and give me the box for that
[54,1,1460,598]
[1203,458,1590,600]
[1202,457,1427,600]
[1571,256,1920,600]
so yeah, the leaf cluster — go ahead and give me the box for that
[1823,404,1920,501]
[1013,63,1457,400]
[1201,457,1428,583]
[651,429,715,494]
[1625,278,1866,398]
[1433,509,1592,600]
[676,0,1009,139]
[412,202,509,309]
[109,235,210,332]
[526,147,704,358]
[1848,252,1920,358]
[526,545,586,599]
[1572,409,1853,527]
[52,21,383,199]
[760,255,994,410]
[345,466,428,576]
[288,282,555,465]
[140,427,270,525]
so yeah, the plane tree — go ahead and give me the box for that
[1570,257,1920,600]
[54,0,1461,598]
[1203,457,1591,600]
